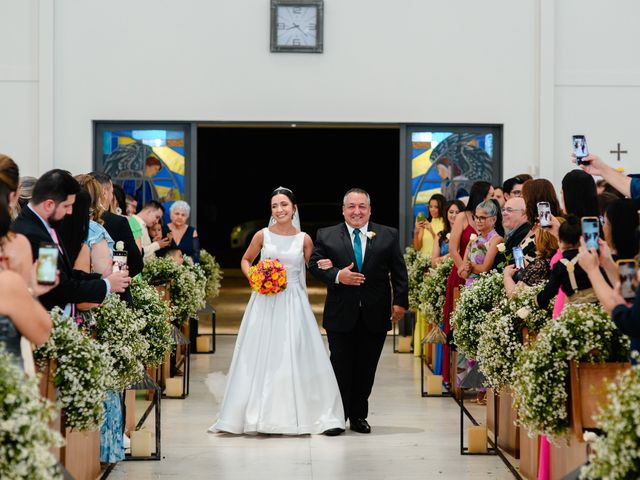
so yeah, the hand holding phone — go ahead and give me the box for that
[617,259,637,301]
[573,135,590,164]
[537,202,551,228]
[581,216,600,251]
[513,246,525,269]
[36,243,58,285]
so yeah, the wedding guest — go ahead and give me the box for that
[0,194,54,370]
[90,173,144,277]
[459,200,503,285]
[112,184,127,215]
[502,175,527,200]
[441,181,493,385]
[536,216,597,309]
[17,176,37,214]
[431,200,464,265]
[413,194,445,257]
[161,200,200,263]
[131,201,171,262]
[493,186,505,207]
[164,248,184,266]
[125,195,137,216]
[12,170,129,311]
[0,154,33,281]
[520,178,563,264]
[492,196,530,269]
[503,228,557,297]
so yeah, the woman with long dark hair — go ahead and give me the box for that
[413,193,445,257]
[432,200,465,265]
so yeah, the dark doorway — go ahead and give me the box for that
[197,125,400,267]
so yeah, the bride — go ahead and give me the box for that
[209,187,345,436]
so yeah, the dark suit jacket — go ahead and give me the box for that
[492,221,531,269]
[102,211,144,277]
[309,222,409,333]
[11,207,107,311]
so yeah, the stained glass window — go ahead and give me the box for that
[409,126,501,221]
[94,123,191,217]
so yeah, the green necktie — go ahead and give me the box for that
[353,228,363,271]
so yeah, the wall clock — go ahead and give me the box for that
[270,0,324,53]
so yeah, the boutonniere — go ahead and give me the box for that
[496,242,506,253]
[446,233,451,240]
[366,231,376,240]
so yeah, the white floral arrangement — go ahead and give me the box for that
[450,271,504,358]
[34,308,112,431]
[130,277,175,368]
[0,351,63,479]
[199,249,224,299]
[418,257,454,326]
[404,246,431,311]
[94,294,149,391]
[476,284,552,391]
[580,364,640,479]
[512,303,629,442]
[142,256,179,286]
[177,260,207,322]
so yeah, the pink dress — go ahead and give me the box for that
[538,249,565,480]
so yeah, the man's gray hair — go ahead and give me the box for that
[343,188,371,206]
[170,200,191,217]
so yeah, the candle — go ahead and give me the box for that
[131,429,152,457]
[165,377,183,397]
[427,375,443,395]
[468,425,488,453]
[197,336,211,353]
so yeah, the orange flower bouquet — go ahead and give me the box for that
[248,258,287,295]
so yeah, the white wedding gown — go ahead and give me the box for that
[210,229,345,434]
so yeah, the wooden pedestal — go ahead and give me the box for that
[497,388,519,458]
[518,427,539,480]
[549,435,587,480]
[64,429,101,480]
[486,389,499,436]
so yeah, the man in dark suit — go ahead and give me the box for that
[12,169,130,311]
[309,188,408,435]
[91,172,144,278]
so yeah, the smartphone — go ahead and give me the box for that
[417,211,426,222]
[513,246,525,269]
[581,216,600,251]
[617,259,637,301]
[573,135,589,164]
[112,250,128,273]
[537,202,551,228]
[36,242,58,285]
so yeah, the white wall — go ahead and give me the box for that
[4,0,638,189]
[3,0,538,180]
[553,0,640,185]
[0,0,39,176]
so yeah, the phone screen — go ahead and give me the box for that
[37,244,58,285]
[112,250,128,273]
[537,202,551,228]
[573,135,589,159]
[581,217,600,251]
[618,260,637,301]
[513,246,524,269]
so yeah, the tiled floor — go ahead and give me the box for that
[111,335,515,479]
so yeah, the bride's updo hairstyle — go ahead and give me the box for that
[271,187,297,208]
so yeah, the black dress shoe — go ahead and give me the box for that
[349,418,371,434]
[323,428,345,436]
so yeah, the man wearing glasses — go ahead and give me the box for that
[492,197,530,268]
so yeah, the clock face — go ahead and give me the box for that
[275,6,318,47]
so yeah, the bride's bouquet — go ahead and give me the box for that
[249,258,287,295]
